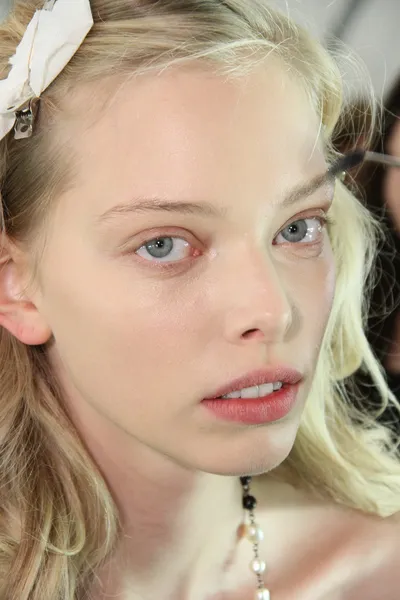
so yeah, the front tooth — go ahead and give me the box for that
[258,382,274,396]
[240,385,260,398]
[221,390,241,398]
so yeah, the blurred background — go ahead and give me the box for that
[269,0,400,99]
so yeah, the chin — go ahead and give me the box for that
[199,450,293,478]
[177,422,298,477]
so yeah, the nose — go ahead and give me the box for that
[221,246,293,346]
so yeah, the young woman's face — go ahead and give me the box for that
[30,61,336,475]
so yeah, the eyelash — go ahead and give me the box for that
[131,212,334,268]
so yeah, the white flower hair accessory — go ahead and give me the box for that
[0,0,94,141]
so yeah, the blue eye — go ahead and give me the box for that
[275,217,324,245]
[136,236,191,262]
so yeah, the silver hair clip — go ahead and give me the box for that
[14,97,40,140]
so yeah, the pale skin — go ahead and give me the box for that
[0,60,398,599]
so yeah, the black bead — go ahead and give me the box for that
[242,494,257,510]
[240,476,252,486]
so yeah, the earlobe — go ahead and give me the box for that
[0,252,52,346]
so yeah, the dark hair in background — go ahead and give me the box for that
[334,76,400,423]
[362,78,400,374]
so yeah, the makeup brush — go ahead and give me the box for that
[329,149,400,178]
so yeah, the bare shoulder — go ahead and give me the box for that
[251,477,400,599]
[344,509,400,599]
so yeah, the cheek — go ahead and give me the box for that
[286,244,336,340]
[41,255,203,403]
[322,247,336,314]
[319,247,336,326]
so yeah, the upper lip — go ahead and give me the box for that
[203,367,303,399]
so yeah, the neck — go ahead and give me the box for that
[71,414,244,599]
[119,473,243,599]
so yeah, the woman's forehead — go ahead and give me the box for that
[70,64,324,184]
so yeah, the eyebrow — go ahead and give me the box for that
[96,169,333,224]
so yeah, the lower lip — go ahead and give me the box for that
[201,384,300,425]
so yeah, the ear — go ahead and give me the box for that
[0,245,52,346]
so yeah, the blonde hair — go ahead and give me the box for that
[0,1,399,598]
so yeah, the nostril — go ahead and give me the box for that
[242,328,263,340]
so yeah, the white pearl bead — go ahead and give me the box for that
[250,558,266,574]
[254,588,270,600]
[246,523,264,543]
